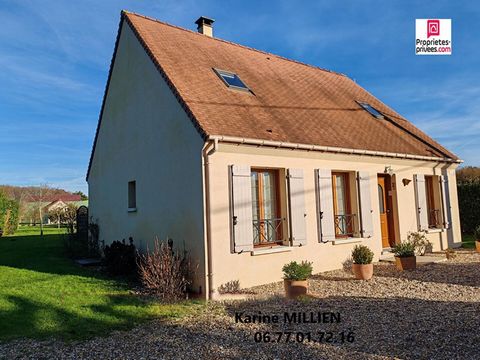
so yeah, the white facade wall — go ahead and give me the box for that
[88,23,206,292]
[207,144,461,296]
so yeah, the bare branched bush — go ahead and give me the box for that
[137,238,193,300]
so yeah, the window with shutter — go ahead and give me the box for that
[230,165,254,253]
[440,174,451,229]
[357,171,374,238]
[424,175,443,229]
[288,169,307,246]
[315,169,336,242]
[250,168,284,247]
[332,172,356,238]
[414,174,429,231]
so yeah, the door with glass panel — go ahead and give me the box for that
[251,169,283,246]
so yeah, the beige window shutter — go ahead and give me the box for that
[315,169,335,242]
[230,165,254,253]
[414,174,429,231]
[440,174,451,229]
[357,171,374,238]
[288,168,307,246]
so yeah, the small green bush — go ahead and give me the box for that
[474,225,480,241]
[282,261,313,281]
[351,245,374,264]
[392,242,416,258]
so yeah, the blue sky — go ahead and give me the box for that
[1,0,479,194]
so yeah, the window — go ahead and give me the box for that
[214,68,250,91]
[332,172,357,238]
[425,176,442,228]
[128,181,136,210]
[251,169,283,246]
[358,102,384,119]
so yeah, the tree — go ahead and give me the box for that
[73,191,88,200]
[0,191,20,235]
[456,166,480,184]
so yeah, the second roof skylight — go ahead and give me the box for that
[358,102,384,119]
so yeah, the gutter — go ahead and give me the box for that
[208,135,463,164]
[202,138,218,300]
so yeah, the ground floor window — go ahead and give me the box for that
[425,175,442,229]
[251,169,283,246]
[332,172,356,238]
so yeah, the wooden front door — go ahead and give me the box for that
[377,175,394,248]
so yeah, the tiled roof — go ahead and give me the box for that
[28,194,82,202]
[87,11,459,179]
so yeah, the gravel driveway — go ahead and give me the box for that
[1,250,479,360]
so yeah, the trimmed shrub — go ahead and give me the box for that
[282,261,313,281]
[351,245,374,264]
[103,238,137,276]
[137,238,193,300]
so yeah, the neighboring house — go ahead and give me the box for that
[21,195,86,225]
[87,11,462,299]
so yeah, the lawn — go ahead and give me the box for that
[0,226,200,341]
[462,233,475,249]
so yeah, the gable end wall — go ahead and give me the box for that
[88,22,206,292]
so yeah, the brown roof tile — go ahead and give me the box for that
[87,11,459,179]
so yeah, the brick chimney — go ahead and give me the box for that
[195,16,215,37]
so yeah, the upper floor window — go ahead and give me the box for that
[358,102,384,119]
[214,68,251,92]
[251,169,283,247]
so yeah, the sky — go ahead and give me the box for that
[1,0,479,194]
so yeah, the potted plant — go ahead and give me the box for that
[282,261,313,299]
[392,242,416,271]
[474,225,480,253]
[351,245,374,280]
[407,231,431,256]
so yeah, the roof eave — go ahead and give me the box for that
[207,135,463,164]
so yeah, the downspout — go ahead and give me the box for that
[202,138,218,300]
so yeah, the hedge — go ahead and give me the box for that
[457,182,480,234]
[0,191,19,235]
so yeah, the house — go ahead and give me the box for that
[87,11,462,299]
[21,195,87,225]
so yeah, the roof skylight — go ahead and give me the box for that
[214,69,250,91]
[358,102,384,119]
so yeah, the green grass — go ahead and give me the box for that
[462,233,476,249]
[0,226,200,341]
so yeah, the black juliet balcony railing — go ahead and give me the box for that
[253,218,283,245]
[334,214,356,237]
[428,209,442,228]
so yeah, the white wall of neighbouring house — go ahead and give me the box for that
[87,22,206,293]
[206,144,461,295]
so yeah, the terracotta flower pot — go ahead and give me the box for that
[352,263,373,280]
[395,256,416,271]
[476,240,480,253]
[284,279,308,299]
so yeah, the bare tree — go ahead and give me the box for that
[26,184,50,236]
